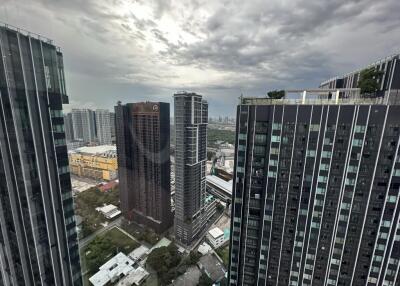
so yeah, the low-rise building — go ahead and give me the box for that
[116,267,149,286]
[89,252,135,286]
[69,145,118,181]
[129,245,149,262]
[96,204,121,219]
[198,242,212,255]
[206,175,232,204]
[207,227,227,249]
[197,254,226,283]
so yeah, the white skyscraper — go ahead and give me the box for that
[71,109,96,143]
[95,109,112,145]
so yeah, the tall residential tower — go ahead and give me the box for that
[228,89,400,286]
[95,109,112,145]
[174,92,208,246]
[115,102,172,233]
[71,108,96,143]
[0,24,81,285]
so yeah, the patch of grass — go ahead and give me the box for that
[81,227,139,277]
[215,245,229,267]
[120,221,161,245]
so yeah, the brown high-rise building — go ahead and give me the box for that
[115,102,172,233]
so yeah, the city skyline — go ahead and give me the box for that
[1,0,399,116]
[1,1,400,285]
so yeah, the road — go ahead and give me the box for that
[78,216,122,249]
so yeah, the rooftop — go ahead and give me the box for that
[321,52,400,85]
[171,266,201,286]
[206,175,233,194]
[198,254,226,282]
[89,252,134,286]
[240,88,399,106]
[198,242,212,255]
[72,145,116,155]
[129,245,149,261]
[96,204,121,219]
[0,21,57,49]
[116,267,149,286]
[208,227,224,239]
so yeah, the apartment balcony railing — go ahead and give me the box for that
[241,89,400,106]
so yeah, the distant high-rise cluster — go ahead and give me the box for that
[115,102,173,233]
[64,109,115,147]
[0,24,81,285]
[228,55,400,286]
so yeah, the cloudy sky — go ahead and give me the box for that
[1,0,399,116]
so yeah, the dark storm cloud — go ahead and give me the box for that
[1,0,399,116]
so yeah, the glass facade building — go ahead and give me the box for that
[0,25,81,285]
[229,95,400,286]
[174,92,208,246]
[115,102,172,233]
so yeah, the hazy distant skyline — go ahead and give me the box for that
[1,0,399,116]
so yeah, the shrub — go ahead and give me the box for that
[358,67,384,96]
[267,90,285,99]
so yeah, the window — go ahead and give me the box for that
[238,133,247,140]
[272,135,281,143]
[387,195,397,203]
[272,123,281,130]
[51,109,63,118]
[355,125,366,133]
[322,151,332,158]
[307,150,316,157]
[53,124,65,133]
[320,163,329,171]
[318,176,328,183]
[254,146,265,155]
[310,124,320,131]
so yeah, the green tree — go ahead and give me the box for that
[267,90,285,99]
[198,273,213,286]
[146,244,182,285]
[188,251,201,265]
[358,67,384,97]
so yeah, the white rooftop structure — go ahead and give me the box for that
[89,252,134,286]
[129,245,149,261]
[208,227,224,239]
[198,242,212,255]
[95,204,121,219]
[116,267,149,286]
[206,175,232,194]
[207,227,227,249]
[72,145,117,156]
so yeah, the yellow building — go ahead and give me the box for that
[69,145,118,181]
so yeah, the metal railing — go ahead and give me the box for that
[241,89,400,106]
[0,21,56,47]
